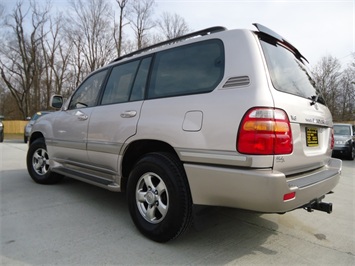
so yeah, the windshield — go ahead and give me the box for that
[260,39,319,102]
[334,125,351,136]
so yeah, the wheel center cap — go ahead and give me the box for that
[145,191,156,205]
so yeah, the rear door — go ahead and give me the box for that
[259,36,333,175]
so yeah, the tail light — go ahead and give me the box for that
[330,128,334,149]
[237,108,293,155]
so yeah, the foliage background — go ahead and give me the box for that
[0,0,354,122]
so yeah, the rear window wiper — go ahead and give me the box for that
[309,95,326,106]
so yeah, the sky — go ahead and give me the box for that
[154,0,354,67]
[2,0,354,68]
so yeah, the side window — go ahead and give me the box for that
[69,70,108,109]
[101,60,140,105]
[130,57,152,101]
[148,39,224,99]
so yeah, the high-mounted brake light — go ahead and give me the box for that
[237,108,293,155]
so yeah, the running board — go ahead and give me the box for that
[53,167,121,192]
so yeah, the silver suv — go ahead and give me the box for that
[27,24,342,242]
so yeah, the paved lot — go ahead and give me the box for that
[1,140,354,265]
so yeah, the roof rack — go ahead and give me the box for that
[111,26,227,63]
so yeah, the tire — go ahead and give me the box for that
[27,138,64,184]
[0,132,3,143]
[24,135,28,143]
[348,145,355,160]
[127,152,192,243]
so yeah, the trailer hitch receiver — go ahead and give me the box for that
[303,196,333,214]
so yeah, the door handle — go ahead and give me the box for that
[121,110,137,118]
[75,110,88,120]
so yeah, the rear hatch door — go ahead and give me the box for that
[256,25,333,175]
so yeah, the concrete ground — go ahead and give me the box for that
[1,139,354,265]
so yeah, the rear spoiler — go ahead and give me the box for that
[253,23,309,63]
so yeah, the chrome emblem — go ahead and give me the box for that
[305,118,328,125]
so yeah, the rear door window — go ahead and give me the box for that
[130,57,152,101]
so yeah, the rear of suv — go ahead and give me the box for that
[27,23,342,242]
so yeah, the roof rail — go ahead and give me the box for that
[111,26,227,63]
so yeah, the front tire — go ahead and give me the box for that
[27,138,64,184]
[127,152,192,243]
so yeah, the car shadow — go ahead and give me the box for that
[56,177,279,263]
[1,170,278,265]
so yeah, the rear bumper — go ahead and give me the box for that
[184,158,342,213]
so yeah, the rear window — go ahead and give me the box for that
[148,39,224,99]
[260,39,317,100]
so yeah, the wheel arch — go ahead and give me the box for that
[29,131,45,145]
[120,140,182,192]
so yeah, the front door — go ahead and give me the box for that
[50,69,108,166]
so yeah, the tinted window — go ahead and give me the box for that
[130,57,152,101]
[101,60,140,105]
[260,39,316,100]
[69,70,108,109]
[148,39,224,99]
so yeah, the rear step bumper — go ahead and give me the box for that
[184,158,342,213]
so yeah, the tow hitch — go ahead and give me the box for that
[302,196,333,214]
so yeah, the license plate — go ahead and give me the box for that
[306,127,318,147]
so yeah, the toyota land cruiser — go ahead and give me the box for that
[27,23,342,242]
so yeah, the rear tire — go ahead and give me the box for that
[27,138,64,184]
[127,152,192,242]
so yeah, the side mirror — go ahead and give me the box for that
[50,95,63,109]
